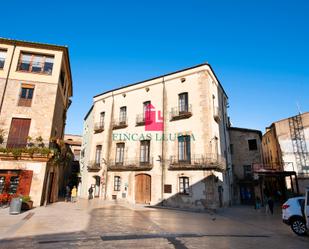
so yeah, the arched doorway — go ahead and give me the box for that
[135,174,151,204]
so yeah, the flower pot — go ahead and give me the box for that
[21,200,33,211]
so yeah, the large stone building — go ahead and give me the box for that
[229,127,262,204]
[80,63,232,209]
[0,38,73,206]
[261,112,309,196]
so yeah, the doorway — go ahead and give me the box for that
[135,174,151,204]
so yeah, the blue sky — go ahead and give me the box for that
[2,1,308,134]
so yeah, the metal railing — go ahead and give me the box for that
[87,161,102,171]
[108,157,153,171]
[136,114,152,125]
[94,122,104,133]
[170,104,192,120]
[0,138,50,149]
[169,154,226,171]
[112,118,128,129]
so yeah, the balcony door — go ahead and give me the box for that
[7,118,31,148]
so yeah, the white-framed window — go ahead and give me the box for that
[140,140,150,163]
[114,176,121,191]
[116,143,125,164]
[95,145,102,165]
[179,176,189,194]
[178,135,191,162]
[0,49,7,69]
[119,106,127,124]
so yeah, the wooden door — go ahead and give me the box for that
[7,118,31,148]
[135,174,151,204]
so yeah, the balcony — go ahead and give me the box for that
[87,161,102,172]
[107,157,153,171]
[213,107,221,122]
[112,118,128,130]
[94,122,104,133]
[169,154,226,171]
[170,105,192,121]
[0,139,54,162]
[252,162,293,172]
[136,114,153,126]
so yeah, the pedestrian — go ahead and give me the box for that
[255,197,261,210]
[88,186,93,200]
[71,186,77,202]
[268,196,274,215]
[65,185,71,202]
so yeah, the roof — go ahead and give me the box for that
[93,63,228,99]
[229,127,263,139]
[0,37,73,97]
[84,105,94,120]
[268,111,309,128]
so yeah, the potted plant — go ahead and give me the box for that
[0,193,11,208]
[21,195,33,210]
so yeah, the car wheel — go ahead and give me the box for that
[291,218,307,236]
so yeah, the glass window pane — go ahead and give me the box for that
[27,88,34,99]
[31,55,43,72]
[0,176,5,193]
[9,176,19,194]
[43,57,54,74]
[0,50,6,69]
[19,54,31,71]
[21,88,28,98]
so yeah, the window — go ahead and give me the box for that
[18,85,34,107]
[100,112,105,127]
[178,135,191,162]
[0,49,6,69]
[143,101,151,121]
[17,53,54,75]
[0,176,5,193]
[248,139,257,150]
[179,177,189,194]
[119,106,127,124]
[9,176,19,194]
[73,150,81,161]
[114,176,121,191]
[140,140,150,163]
[95,145,102,165]
[179,93,188,113]
[7,118,31,148]
[243,165,252,178]
[230,144,234,155]
[116,143,125,164]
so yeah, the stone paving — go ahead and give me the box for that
[0,199,308,248]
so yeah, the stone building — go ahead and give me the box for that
[0,38,73,206]
[261,112,309,196]
[229,127,262,204]
[80,63,232,209]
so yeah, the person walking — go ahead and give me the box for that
[268,196,274,215]
[71,186,77,202]
[88,186,93,200]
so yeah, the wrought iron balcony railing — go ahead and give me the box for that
[87,161,102,171]
[94,122,104,133]
[107,157,153,171]
[169,154,226,171]
[170,104,192,121]
[135,114,152,126]
[112,118,128,130]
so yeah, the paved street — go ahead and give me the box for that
[0,199,308,249]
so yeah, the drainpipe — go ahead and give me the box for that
[221,95,231,206]
[104,92,114,200]
[161,77,166,203]
[0,43,16,114]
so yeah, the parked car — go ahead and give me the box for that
[282,187,309,236]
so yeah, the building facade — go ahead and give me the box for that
[0,38,72,206]
[261,112,309,196]
[81,63,232,209]
[229,127,262,204]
